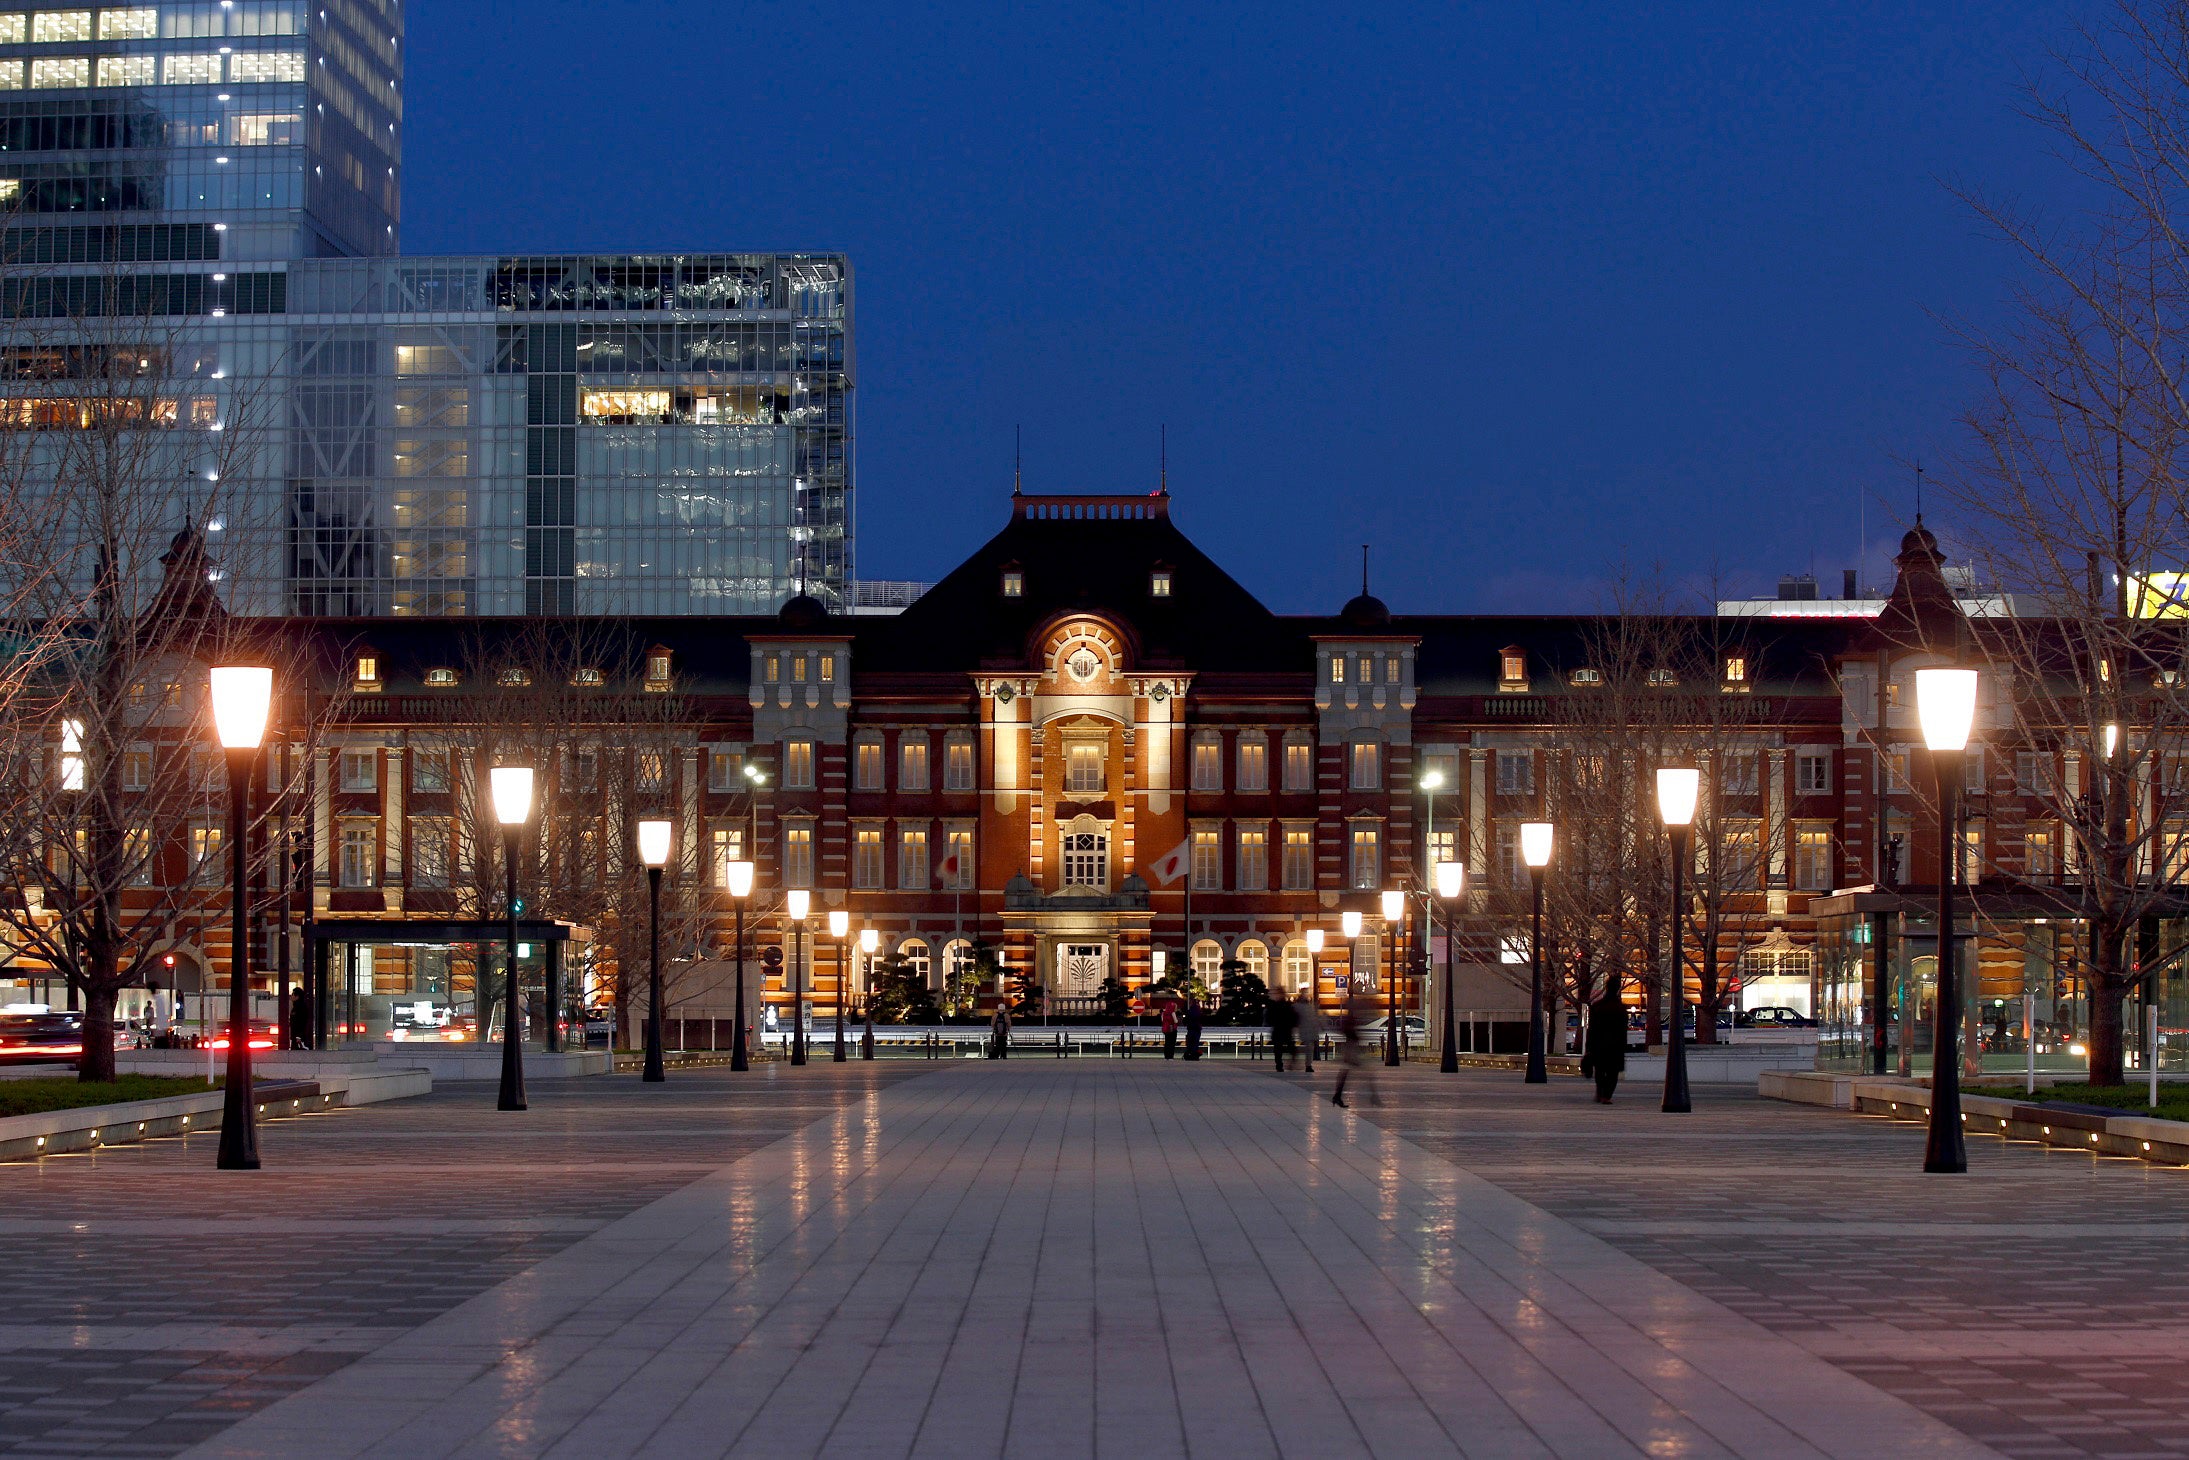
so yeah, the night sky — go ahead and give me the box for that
[405,0,2074,615]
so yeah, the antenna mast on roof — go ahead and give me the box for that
[1914,460,1924,525]
[1361,544,1370,597]
[1157,424,1167,497]
[1013,425,1022,497]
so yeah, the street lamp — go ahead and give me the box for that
[1436,860,1465,1074]
[209,664,271,1171]
[637,818,672,1084]
[489,765,534,1112]
[1657,767,1699,1114]
[727,859,755,1072]
[1917,666,1979,1173]
[1521,821,1553,1084]
[829,908,850,1062]
[785,888,810,1065]
[1340,909,1362,940]
[1381,887,1405,1066]
[860,926,879,1060]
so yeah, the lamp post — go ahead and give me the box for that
[1657,767,1699,1114]
[861,926,879,1060]
[786,888,810,1065]
[829,909,850,1062]
[1381,888,1405,1065]
[1305,927,1326,1063]
[727,859,755,1071]
[1436,860,1465,1073]
[489,766,534,1111]
[1521,821,1553,1084]
[210,664,271,1171]
[1917,666,1979,1173]
[637,819,671,1084]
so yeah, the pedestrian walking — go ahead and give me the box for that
[1580,991,1627,1103]
[1184,996,1204,1061]
[1330,986,1378,1107]
[1161,1000,1178,1059]
[1295,991,1318,1073]
[1269,992,1299,1071]
[990,1001,1011,1059]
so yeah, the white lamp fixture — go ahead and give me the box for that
[636,818,672,870]
[2105,721,2121,759]
[1656,768,1699,828]
[1521,821,1554,868]
[208,666,272,750]
[488,765,534,826]
[1305,928,1326,955]
[726,860,755,898]
[1419,768,1446,791]
[786,888,810,921]
[860,928,879,954]
[1435,860,1465,899]
[1380,888,1405,922]
[1915,668,1980,752]
[828,908,849,939]
[1341,910,1363,940]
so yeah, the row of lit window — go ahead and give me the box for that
[999,565,1169,599]
[349,650,673,693]
[852,736,976,794]
[0,47,304,87]
[0,7,301,43]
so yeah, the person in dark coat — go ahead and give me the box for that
[1268,993,1299,1071]
[1161,1001,1178,1058]
[1184,997,1204,1060]
[990,1002,1011,1059]
[1580,993,1628,1104]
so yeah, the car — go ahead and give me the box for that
[1354,1015,1427,1047]
[0,1012,84,1063]
[1736,1006,1816,1029]
[207,1020,281,1052]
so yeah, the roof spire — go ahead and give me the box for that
[1361,543,1370,596]
[1157,424,1167,497]
[1914,460,1924,525]
[1013,425,1022,497]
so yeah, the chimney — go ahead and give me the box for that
[1843,568,1858,599]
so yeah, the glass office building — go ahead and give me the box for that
[0,2,855,616]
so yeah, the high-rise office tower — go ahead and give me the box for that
[0,1,853,616]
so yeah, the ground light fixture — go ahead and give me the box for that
[785,889,811,1066]
[489,765,535,1111]
[726,859,755,1071]
[1379,889,1406,1065]
[1521,822,1553,1084]
[860,926,879,1060]
[1916,666,1979,1173]
[829,910,850,1062]
[209,665,271,1171]
[637,819,672,1084]
[1436,861,1465,1073]
[1656,768,1699,1113]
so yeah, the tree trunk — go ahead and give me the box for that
[78,981,118,1083]
[1694,917,1720,1044]
[2087,914,2128,1086]
[1644,912,1664,1046]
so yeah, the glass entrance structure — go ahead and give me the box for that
[305,917,586,1050]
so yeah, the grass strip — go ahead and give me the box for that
[0,1075,221,1118]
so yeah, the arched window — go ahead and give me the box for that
[943,939,974,988]
[1236,939,1269,988]
[1191,939,1223,986]
[1280,939,1311,995]
[1062,824,1108,889]
[899,938,931,986]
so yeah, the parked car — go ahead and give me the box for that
[1354,1015,1427,1047]
[0,1012,83,1064]
[1736,1006,1817,1029]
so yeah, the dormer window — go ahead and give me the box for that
[424,667,458,687]
[571,666,604,687]
[645,650,672,691]
[497,667,531,687]
[1385,655,1400,684]
[1150,568,1172,597]
[1647,668,1679,688]
[1569,667,1603,687]
[1330,656,1346,685]
[819,655,835,683]
[764,654,779,684]
[791,654,807,683]
[1499,648,1527,691]
[1722,655,1749,692]
[352,654,380,691]
[1001,568,1024,598]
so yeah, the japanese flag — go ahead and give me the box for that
[936,850,961,885]
[1145,838,1191,885]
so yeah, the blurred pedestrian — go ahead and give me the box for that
[1296,991,1319,1073]
[1269,991,1299,1071]
[990,1001,1011,1059]
[1581,992,1627,1104]
[1184,996,1204,1061]
[1330,986,1378,1107]
[1162,1000,1178,1059]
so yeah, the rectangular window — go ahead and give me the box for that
[1501,650,1527,685]
[635,750,667,795]
[32,11,90,42]
[1386,655,1401,684]
[707,749,739,792]
[898,827,928,888]
[853,739,883,791]
[1283,740,1314,792]
[229,110,300,144]
[0,61,21,89]
[0,16,23,43]
[1349,740,1381,790]
[945,828,975,889]
[1427,827,1456,874]
[1065,742,1104,795]
[572,747,599,794]
[1236,737,1267,792]
[1495,822,1521,887]
[710,825,744,886]
[339,748,376,793]
[337,823,376,888]
[161,53,220,84]
[1330,655,1345,685]
[819,656,834,683]
[121,746,151,792]
[783,824,813,887]
[1721,751,1759,796]
[1794,824,1832,891]
[1349,826,1380,890]
[98,7,156,39]
[1722,819,1764,887]
[1191,737,1222,792]
[1191,828,1223,891]
[1495,750,1533,796]
[31,57,89,88]
[945,738,976,791]
[94,54,151,86]
[1282,827,1314,890]
[190,824,224,882]
[1236,827,1268,891]
[1960,825,1983,884]
[791,654,807,683]
[411,748,449,793]
[899,738,929,792]
[123,826,151,887]
[2025,826,2056,880]
[1884,747,1911,794]
[1795,748,1831,796]
[783,738,814,790]
[411,820,451,890]
[852,826,884,889]
[2016,750,2055,799]
[227,49,305,82]
[1964,745,1987,796]
[764,654,779,684]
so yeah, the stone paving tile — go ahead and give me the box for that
[0,1064,926,1459]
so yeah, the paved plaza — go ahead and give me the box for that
[0,1063,2186,1458]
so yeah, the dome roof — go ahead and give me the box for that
[777,593,830,630]
[1899,522,1940,559]
[1339,591,1391,628]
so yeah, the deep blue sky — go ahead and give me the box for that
[406,0,2075,613]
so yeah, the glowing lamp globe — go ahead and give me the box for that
[209,666,272,750]
[488,765,534,827]
[636,819,672,869]
[1656,768,1699,828]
